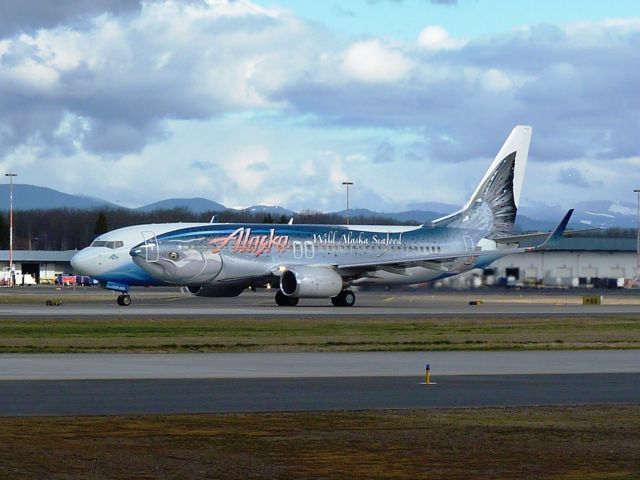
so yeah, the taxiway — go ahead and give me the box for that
[1,351,639,416]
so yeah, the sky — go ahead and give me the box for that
[0,0,638,212]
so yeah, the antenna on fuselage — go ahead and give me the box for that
[288,218,294,225]
[210,215,216,223]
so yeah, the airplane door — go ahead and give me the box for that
[463,236,474,252]
[141,231,159,262]
[463,236,475,266]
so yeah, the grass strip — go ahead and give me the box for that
[1,316,639,352]
[1,406,639,479]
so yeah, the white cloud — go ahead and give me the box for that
[479,68,513,93]
[342,40,412,83]
[345,153,367,162]
[223,145,271,191]
[0,0,309,156]
[417,26,465,50]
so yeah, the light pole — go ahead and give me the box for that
[5,173,17,287]
[635,188,640,280]
[342,181,353,226]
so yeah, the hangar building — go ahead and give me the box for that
[490,237,638,287]
[440,236,639,289]
[0,250,76,284]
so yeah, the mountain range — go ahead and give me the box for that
[0,184,637,231]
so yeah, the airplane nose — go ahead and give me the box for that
[70,249,91,275]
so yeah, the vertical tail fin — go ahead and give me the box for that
[432,125,532,236]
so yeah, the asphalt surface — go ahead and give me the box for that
[2,288,640,317]
[1,374,639,416]
[1,351,639,415]
[2,351,640,380]
[4,304,640,317]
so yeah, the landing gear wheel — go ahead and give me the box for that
[275,290,299,307]
[331,290,356,307]
[117,294,132,306]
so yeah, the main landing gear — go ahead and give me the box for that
[274,289,356,307]
[275,289,299,306]
[116,294,132,306]
[331,290,356,307]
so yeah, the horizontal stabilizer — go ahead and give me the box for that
[534,209,574,249]
[517,209,574,253]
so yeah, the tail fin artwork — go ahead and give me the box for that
[432,125,532,236]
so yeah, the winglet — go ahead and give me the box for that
[531,209,574,250]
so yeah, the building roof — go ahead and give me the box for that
[0,250,77,262]
[549,237,638,252]
[508,235,638,251]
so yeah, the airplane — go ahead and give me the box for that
[125,125,574,307]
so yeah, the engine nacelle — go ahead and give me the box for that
[280,266,343,298]
[186,284,245,297]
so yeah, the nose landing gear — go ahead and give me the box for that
[105,281,132,307]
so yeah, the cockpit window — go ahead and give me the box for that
[90,240,124,249]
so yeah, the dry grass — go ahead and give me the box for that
[0,406,638,479]
[1,315,640,352]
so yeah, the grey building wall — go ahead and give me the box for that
[0,250,76,283]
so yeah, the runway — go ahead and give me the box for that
[2,289,640,317]
[2,351,640,380]
[1,374,639,416]
[3,304,640,317]
[1,351,639,415]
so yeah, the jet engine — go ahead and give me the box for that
[186,285,245,297]
[280,266,343,298]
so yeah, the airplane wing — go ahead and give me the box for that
[335,209,574,272]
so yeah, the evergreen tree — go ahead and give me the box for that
[262,213,274,224]
[94,212,108,236]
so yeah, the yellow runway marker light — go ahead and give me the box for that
[421,363,436,385]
